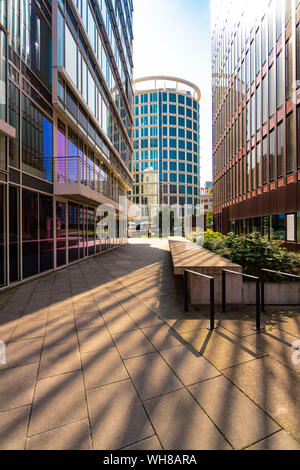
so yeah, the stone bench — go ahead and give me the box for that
[168,238,243,305]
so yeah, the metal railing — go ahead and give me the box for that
[183,270,217,331]
[51,156,126,203]
[261,269,300,312]
[222,269,264,332]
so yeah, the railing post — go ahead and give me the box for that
[261,270,266,312]
[222,270,226,312]
[183,270,190,313]
[207,278,217,331]
[252,278,264,332]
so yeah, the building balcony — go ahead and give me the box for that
[52,156,127,210]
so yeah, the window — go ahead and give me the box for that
[276,0,282,40]
[276,53,283,108]
[271,214,285,240]
[297,23,300,81]
[0,183,5,286]
[22,95,53,182]
[56,201,66,267]
[269,66,275,117]
[286,113,294,174]
[251,94,255,136]
[69,203,79,262]
[277,122,284,178]
[256,142,262,187]
[58,7,65,67]
[286,214,296,242]
[269,130,275,181]
[250,41,255,83]
[9,81,20,168]
[262,136,268,184]
[39,195,54,272]
[298,106,300,169]
[262,17,267,64]
[285,39,293,99]
[285,0,292,25]
[255,30,260,76]
[268,8,274,54]
[65,25,77,87]
[256,86,261,131]
[22,190,39,278]
[0,30,6,121]
[262,76,267,123]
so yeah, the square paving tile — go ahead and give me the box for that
[182,327,264,370]
[113,330,155,359]
[26,419,92,450]
[103,311,138,334]
[144,388,231,450]
[44,322,77,347]
[73,303,100,315]
[0,319,18,342]
[3,337,43,369]
[87,379,153,449]
[78,326,114,353]
[0,406,31,450]
[11,319,47,341]
[160,345,220,386]
[244,328,300,372]
[224,356,300,442]
[142,325,183,351]
[189,375,280,449]
[125,352,183,401]
[277,316,300,338]
[29,371,87,435]
[39,341,81,379]
[81,347,128,389]
[0,363,39,412]
[247,430,300,450]
[122,436,163,450]
[75,312,105,331]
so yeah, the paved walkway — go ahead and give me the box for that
[0,239,300,450]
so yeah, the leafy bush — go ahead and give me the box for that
[191,230,300,281]
[186,231,204,243]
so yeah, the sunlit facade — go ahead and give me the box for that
[212,0,300,249]
[130,76,201,213]
[0,0,134,290]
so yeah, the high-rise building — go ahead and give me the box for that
[212,0,300,249]
[130,76,201,214]
[0,0,134,290]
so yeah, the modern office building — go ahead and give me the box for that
[200,185,213,215]
[212,0,300,249]
[130,76,201,215]
[0,0,134,290]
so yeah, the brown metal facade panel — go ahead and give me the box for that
[286,183,297,213]
[212,2,300,246]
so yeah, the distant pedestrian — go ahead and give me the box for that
[148,228,151,239]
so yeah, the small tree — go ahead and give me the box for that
[206,210,213,230]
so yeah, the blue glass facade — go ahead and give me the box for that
[131,77,201,210]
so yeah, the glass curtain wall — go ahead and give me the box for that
[56,201,67,267]
[22,189,54,279]
[0,184,6,286]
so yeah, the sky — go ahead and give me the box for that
[133,0,212,185]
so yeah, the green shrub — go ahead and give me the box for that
[198,230,300,281]
[186,231,204,243]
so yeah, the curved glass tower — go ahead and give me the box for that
[130,76,201,213]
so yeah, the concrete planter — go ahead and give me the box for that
[243,281,300,305]
[169,238,243,305]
